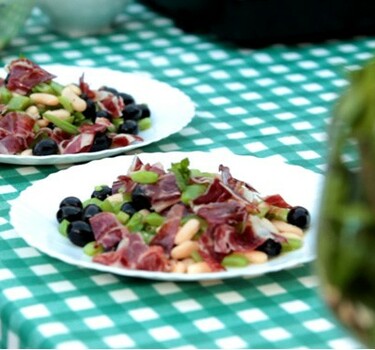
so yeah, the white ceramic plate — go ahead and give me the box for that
[0,65,195,165]
[9,152,323,281]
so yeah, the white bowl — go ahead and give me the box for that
[37,0,129,37]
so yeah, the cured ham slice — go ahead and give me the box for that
[0,112,35,154]
[93,232,170,272]
[5,58,56,95]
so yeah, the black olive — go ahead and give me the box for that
[82,99,97,121]
[67,220,95,247]
[59,196,83,209]
[82,204,102,222]
[256,238,282,257]
[56,206,82,223]
[95,110,112,120]
[138,103,151,119]
[122,104,142,120]
[120,202,137,216]
[90,133,111,152]
[32,138,58,156]
[287,206,310,229]
[118,92,135,105]
[117,120,138,135]
[131,185,151,211]
[91,185,112,201]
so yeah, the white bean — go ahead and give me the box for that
[187,261,211,274]
[271,220,304,236]
[30,93,59,106]
[43,108,71,120]
[242,250,268,264]
[171,240,199,260]
[25,105,40,120]
[174,218,200,245]
[61,86,87,112]
[171,260,187,273]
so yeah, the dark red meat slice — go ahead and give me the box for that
[60,133,95,154]
[0,112,35,154]
[110,133,142,148]
[94,232,170,272]
[96,90,124,117]
[195,199,248,226]
[89,212,127,250]
[6,58,56,95]
[150,203,185,255]
[79,74,96,100]
[144,173,181,212]
[193,177,232,205]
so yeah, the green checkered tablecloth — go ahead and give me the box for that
[0,1,370,348]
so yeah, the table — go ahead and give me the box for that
[0,1,369,348]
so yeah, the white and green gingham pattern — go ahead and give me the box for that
[0,1,370,348]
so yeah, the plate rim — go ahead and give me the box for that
[0,65,195,165]
[9,151,323,281]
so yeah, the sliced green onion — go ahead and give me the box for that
[144,212,165,227]
[58,219,70,237]
[281,238,302,253]
[43,112,79,134]
[138,117,152,131]
[130,170,159,184]
[221,253,249,268]
[83,241,104,256]
[127,212,144,232]
[0,86,12,104]
[116,211,130,224]
[181,184,207,204]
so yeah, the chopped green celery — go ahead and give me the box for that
[191,250,203,262]
[130,170,159,184]
[58,95,74,113]
[83,242,104,256]
[83,197,103,208]
[50,81,64,95]
[127,212,144,232]
[256,202,270,218]
[181,184,207,204]
[138,117,151,131]
[116,211,130,224]
[7,95,30,111]
[170,158,191,191]
[100,200,113,212]
[144,212,165,226]
[43,112,79,134]
[281,237,302,253]
[32,82,54,94]
[221,253,249,268]
[58,219,70,237]
[0,86,12,104]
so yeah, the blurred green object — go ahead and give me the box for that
[0,0,35,50]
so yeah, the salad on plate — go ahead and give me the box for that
[56,156,311,274]
[0,58,151,156]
